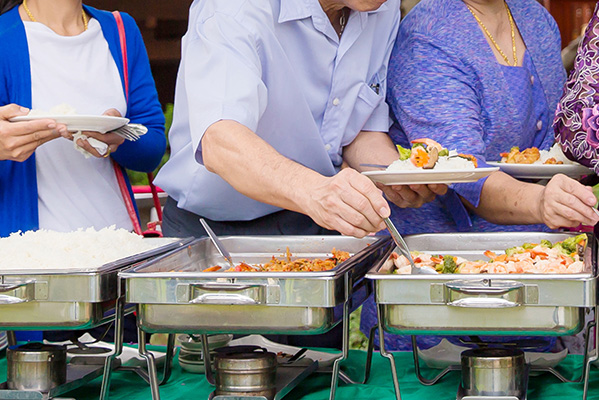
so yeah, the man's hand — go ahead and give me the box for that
[536,174,599,229]
[0,104,67,162]
[381,183,448,208]
[75,109,126,158]
[303,168,390,237]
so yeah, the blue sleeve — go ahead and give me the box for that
[110,13,166,173]
[387,33,486,207]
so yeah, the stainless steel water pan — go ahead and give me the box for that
[121,235,392,334]
[0,238,190,329]
[366,232,596,336]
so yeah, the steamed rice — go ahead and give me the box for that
[0,226,160,271]
[537,144,575,164]
[387,150,476,171]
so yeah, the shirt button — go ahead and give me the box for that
[530,75,534,85]
[332,98,340,106]
[324,144,332,151]
[536,120,543,131]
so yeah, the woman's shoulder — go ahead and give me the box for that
[0,6,23,39]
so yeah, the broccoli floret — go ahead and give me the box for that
[540,239,552,248]
[522,243,536,250]
[396,145,411,161]
[438,149,449,157]
[560,234,587,254]
[442,255,458,274]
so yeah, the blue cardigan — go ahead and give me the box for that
[0,5,166,237]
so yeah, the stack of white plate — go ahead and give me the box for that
[177,334,232,374]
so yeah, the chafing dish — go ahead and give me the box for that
[365,232,599,400]
[367,232,596,336]
[0,237,190,330]
[121,235,391,334]
[116,235,392,400]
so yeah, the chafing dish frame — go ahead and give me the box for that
[0,237,191,400]
[109,235,393,400]
[364,232,599,400]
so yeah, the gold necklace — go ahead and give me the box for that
[466,1,517,66]
[23,0,88,31]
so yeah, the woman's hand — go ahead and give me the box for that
[73,109,126,158]
[0,104,67,161]
[537,174,599,229]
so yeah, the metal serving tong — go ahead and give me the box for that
[200,218,236,268]
[384,217,437,275]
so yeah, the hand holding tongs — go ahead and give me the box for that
[384,217,437,275]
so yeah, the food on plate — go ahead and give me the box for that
[383,234,587,274]
[202,248,351,272]
[0,226,162,271]
[387,138,478,171]
[499,143,574,165]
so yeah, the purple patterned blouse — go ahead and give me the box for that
[554,2,599,173]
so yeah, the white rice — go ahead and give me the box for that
[0,226,161,272]
[538,144,575,164]
[387,150,476,171]
[28,104,77,116]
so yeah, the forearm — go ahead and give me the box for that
[201,120,323,213]
[465,172,543,224]
[343,130,398,171]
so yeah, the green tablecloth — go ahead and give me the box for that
[4,350,599,399]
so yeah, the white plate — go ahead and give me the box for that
[487,162,593,180]
[11,115,129,133]
[362,167,499,185]
[419,339,568,370]
[229,335,338,368]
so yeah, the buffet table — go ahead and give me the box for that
[6,348,596,400]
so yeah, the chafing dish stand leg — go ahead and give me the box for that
[411,336,460,385]
[376,303,402,400]
[133,329,175,400]
[99,292,125,400]
[582,306,599,400]
[202,334,216,385]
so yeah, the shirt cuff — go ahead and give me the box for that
[193,105,261,164]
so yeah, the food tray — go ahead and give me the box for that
[366,232,596,336]
[0,238,191,329]
[120,235,392,334]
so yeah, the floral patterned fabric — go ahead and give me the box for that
[555,3,599,173]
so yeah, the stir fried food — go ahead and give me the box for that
[202,248,351,272]
[500,145,565,165]
[384,234,587,274]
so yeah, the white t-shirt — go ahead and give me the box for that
[24,18,133,232]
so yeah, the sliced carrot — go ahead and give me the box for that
[484,250,497,259]
[203,266,222,272]
[410,146,429,167]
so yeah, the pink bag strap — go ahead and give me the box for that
[112,11,163,235]
[113,11,129,101]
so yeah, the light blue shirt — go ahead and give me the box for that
[156,0,400,221]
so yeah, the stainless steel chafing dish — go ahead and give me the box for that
[367,232,596,336]
[0,237,190,330]
[365,232,599,400]
[120,235,391,334]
